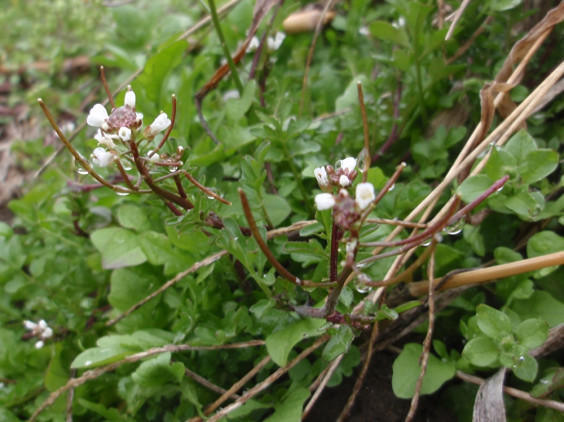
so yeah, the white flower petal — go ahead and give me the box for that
[118,127,132,141]
[338,157,357,173]
[91,147,114,167]
[38,320,48,330]
[124,88,136,109]
[35,340,45,349]
[86,104,109,127]
[314,166,328,187]
[355,182,375,210]
[339,174,350,187]
[315,193,335,210]
[149,113,171,136]
[23,320,37,330]
[43,327,53,338]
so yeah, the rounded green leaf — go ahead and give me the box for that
[513,355,538,382]
[515,319,548,350]
[462,336,499,367]
[90,227,146,269]
[392,343,455,399]
[476,305,512,338]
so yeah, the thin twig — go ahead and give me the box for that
[204,336,329,422]
[184,367,240,399]
[406,242,437,422]
[106,250,229,326]
[303,354,344,420]
[193,355,271,420]
[336,319,380,422]
[30,341,265,421]
[456,371,564,413]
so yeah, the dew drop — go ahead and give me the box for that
[444,217,465,236]
[496,185,504,193]
[121,161,132,171]
[84,360,92,366]
[354,279,371,294]
[116,191,130,196]
[168,166,178,173]
[422,239,432,247]
[356,149,368,173]
[388,183,395,191]
[77,167,89,175]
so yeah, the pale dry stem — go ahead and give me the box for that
[456,371,564,413]
[203,336,329,422]
[30,341,265,421]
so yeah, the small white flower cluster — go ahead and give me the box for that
[86,86,172,167]
[315,183,375,211]
[313,156,376,219]
[23,319,53,349]
[248,32,286,53]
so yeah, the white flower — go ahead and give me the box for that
[339,174,350,187]
[91,147,115,167]
[118,127,132,141]
[315,193,336,210]
[314,166,328,187]
[38,320,48,330]
[147,150,160,162]
[337,157,357,173]
[124,87,136,109]
[355,182,375,210]
[148,113,171,136]
[267,32,285,52]
[247,36,260,53]
[86,104,109,128]
[35,340,44,349]
[23,320,37,330]
[43,327,53,339]
[94,130,117,149]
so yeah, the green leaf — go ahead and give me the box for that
[462,336,499,367]
[117,204,151,232]
[108,266,160,312]
[511,291,564,328]
[487,0,522,11]
[139,231,190,275]
[131,352,184,387]
[476,304,512,338]
[266,318,326,366]
[521,149,559,184]
[485,147,517,181]
[392,343,456,399]
[514,319,548,350]
[264,194,292,227]
[90,227,146,269]
[225,80,257,122]
[322,325,354,361]
[134,39,188,107]
[505,129,537,163]
[527,231,564,258]
[336,75,368,111]
[457,175,493,204]
[513,355,538,382]
[71,346,130,369]
[264,387,310,422]
[369,21,409,46]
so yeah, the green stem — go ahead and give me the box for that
[208,0,243,95]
